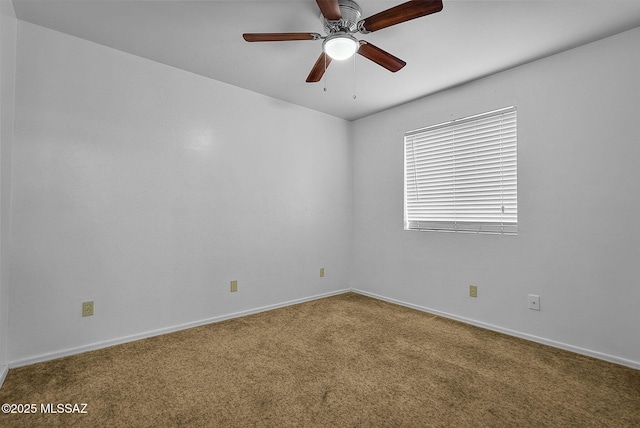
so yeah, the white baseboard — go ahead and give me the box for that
[9,288,638,372]
[0,363,8,389]
[352,288,640,371]
[9,289,350,369]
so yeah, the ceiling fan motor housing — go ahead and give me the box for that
[322,0,362,34]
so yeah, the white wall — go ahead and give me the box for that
[352,27,640,368]
[5,13,639,372]
[9,21,352,365]
[0,0,17,382]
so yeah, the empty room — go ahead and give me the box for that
[0,0,639,426]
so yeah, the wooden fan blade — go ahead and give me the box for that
[357,41,406,72]
[306,52,332,82]
[243,33,320,42]
[360,0,443,33]
[316,0,342,21]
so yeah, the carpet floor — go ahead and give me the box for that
[0,292,639,427]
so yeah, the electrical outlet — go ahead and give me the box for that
[528,294,540,311]
[469,285,477,298]
[82,301,94,317]
[230,280,238,292]
[320,268,325,278]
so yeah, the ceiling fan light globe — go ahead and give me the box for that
[323,35,358,60]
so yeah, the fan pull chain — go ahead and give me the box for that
[323,53,327,92]
[352,53,357,99]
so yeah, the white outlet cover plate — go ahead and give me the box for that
[528,294,540,311]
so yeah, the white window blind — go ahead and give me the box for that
[404,106,517,234]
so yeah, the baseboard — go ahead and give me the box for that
[9,288,351,369]
[0,363,8,389]
[10,287,638,372]
[352,288,640,371]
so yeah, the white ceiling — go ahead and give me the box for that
[12,0,640,121]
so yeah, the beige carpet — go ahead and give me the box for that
[1,292,639,427]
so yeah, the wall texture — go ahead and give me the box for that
[9,21,352,365]
[0,0,17,382]
[351,27,640,368]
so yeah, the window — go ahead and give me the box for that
[404,106,517,234]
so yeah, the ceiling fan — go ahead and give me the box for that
[243,0,443,83]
